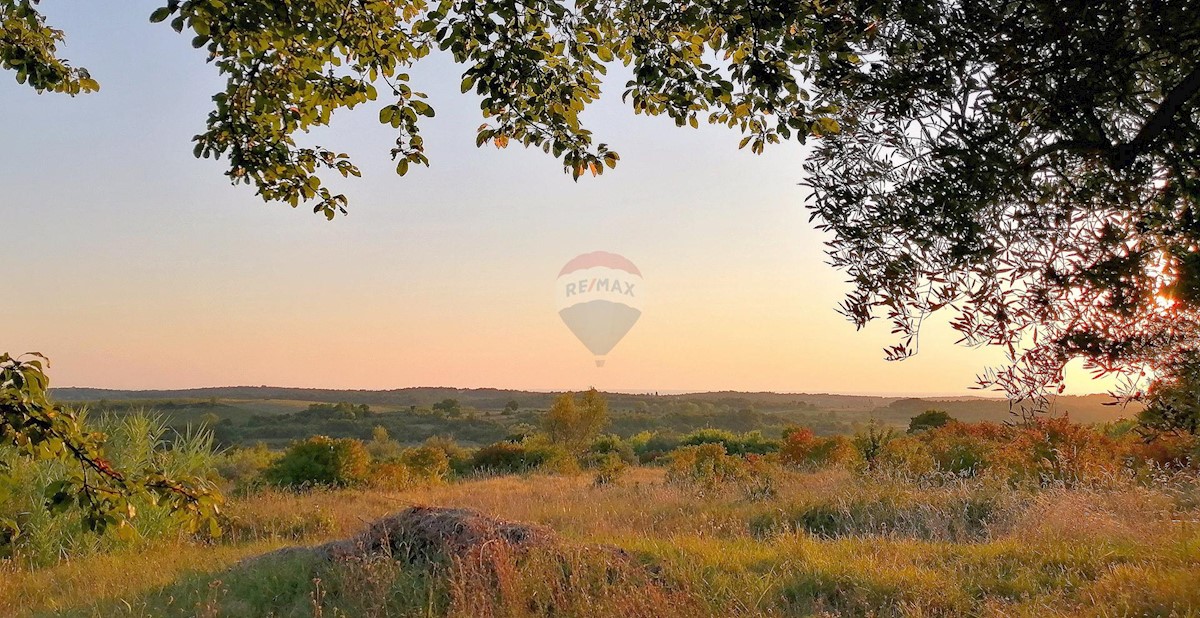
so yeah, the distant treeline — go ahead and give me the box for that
[53,386,1132,420]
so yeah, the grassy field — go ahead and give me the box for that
[4,466,1198,618]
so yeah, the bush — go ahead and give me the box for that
[1128,433,1200,469]
[629,431,681,463]
[543,389,609,452]
[665,443,745,492]
[264,436,370,488]
[779,427,818,466]
[853,422,899,470]
[679,428,779,455]
[588,452,629,486]
[921,422,1007,477]
[401,445,450,483]
[780,428,861,469]
[740,454,778,501]
[470,438,576,475]
[423,435,473,475]
[1009,416,1123,486]
[876,436,937,478]
[908,410,953,433]
[215,442,278,491]
[587,434,636,464]
[366,425,402,461]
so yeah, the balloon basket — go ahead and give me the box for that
[595,359,606,368]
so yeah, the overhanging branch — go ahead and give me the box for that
[1020,65,1200,171]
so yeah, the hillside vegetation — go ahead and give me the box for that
[49,388,1134,449]
[1,388,1196,617]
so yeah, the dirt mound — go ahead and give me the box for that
[315,505,557,562]
[244,506,697,618]
[247,505,621,566]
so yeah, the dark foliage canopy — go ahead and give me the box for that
[806,0,1200,408]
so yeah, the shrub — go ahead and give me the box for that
[908,410,953,433]
[779,427,819,466]
[1009,416,1122,486]
[740,454,778,501]
[920,422,1007,476]
[780,427,863,470]
[368,461,414,490]
[811,435,862,468]
[470,438,576,475]
[629,431,681,463]
[401,446,450,483]
[588,452,629,486]
[852,422,898,470]
[680,428,779,455]
[587,434,636,464]
[366,425,402,461]
[215,442,278,491]
[470,441,532,473]
[423,435,473,474]
[543,389,609,452]
[665,443,745,492]
[263,436,370,488]
[876,436,937,478]
[1128,433,1200,469]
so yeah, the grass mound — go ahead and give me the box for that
[240,505,696,618]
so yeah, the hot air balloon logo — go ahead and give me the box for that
[555,252,643,367]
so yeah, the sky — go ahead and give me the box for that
[1,2,1111,396]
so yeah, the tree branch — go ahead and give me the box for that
[1020,65,1200,171]
[1112,64,1200,169]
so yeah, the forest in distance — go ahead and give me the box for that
[51,386,1134,448]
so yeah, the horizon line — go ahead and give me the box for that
[49,383,1115,400]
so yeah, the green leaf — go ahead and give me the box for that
[149,7,172,23]
[411,101,435,118]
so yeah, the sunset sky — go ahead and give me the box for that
[2,2,1110,395]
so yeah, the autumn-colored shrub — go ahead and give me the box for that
[1127,433,1200,469]
[1009,416,1123,486]
[777,427,864,472]
[920,422,1008,477]
[780,428,861,469]
[367,461,414,491]
[740,454,779,501]
[666,443,746,492]
[779,427,818,466]
[423,435,473,474]
[877,436,937,478]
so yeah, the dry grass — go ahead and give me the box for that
[2,467,1198,617]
